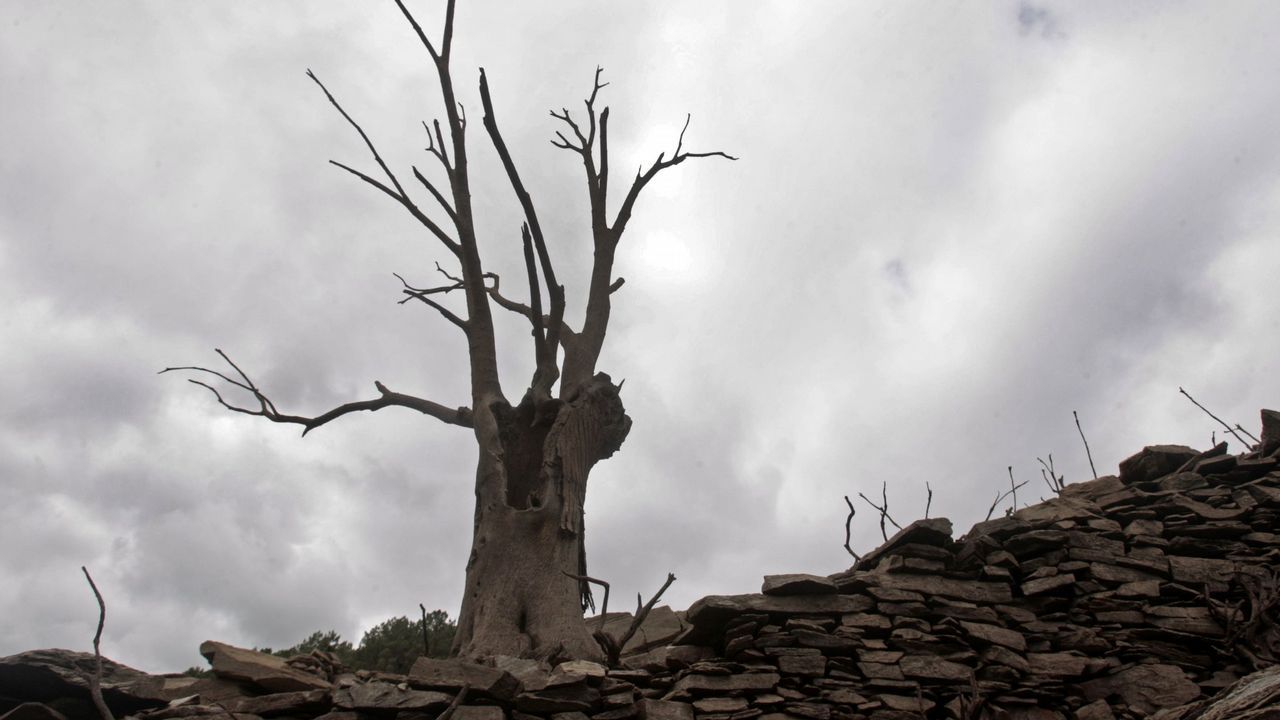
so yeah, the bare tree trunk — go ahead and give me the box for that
[454,374,629,660]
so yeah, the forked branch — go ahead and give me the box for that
[1179,387,1255,450]
[307,70,460,256]
[161,350,473,435]
[858,482,901,542]
[612,114,737,239]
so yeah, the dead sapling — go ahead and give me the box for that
[1073,410,1097,479]
[564,572,676,667]
[859,481,902,542]
[985,468,1027,521]
[1039,454,1065,495]
[81,566,115,720]
[842,495,861,561]
[924,481,933,519]
[1179,386,1260,451]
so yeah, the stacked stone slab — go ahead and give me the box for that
[3,422,1279,720]
[669,438,1280,719]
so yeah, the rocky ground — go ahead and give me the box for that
[3,411,1279,720]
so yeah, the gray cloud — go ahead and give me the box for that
[3,1,1279,673]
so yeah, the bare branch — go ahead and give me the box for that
[392,0,442,62]
[162,351,473,435]
[613,114,737,240]
[985,471,1029,521]
[925,481,933,519]
[1236,423,1263,445]
[563,572,610,631]
[1180,386,1254,450]
[842,495,861,561]
[521,225,549,368]
[328,162,459,256]
[1073,410,1097,479]
[613,573,675,664]
[858,482,901,542]
[394,272,469,330]
[436,685,469,720]
[81,567,115,720]
[422,119,452,171]
[484,273,578,344]
[412,166,457,222]
[1009,466,1019,512]
[479,68,567,390]
[1039,454,1065,495]
[307,70,408,198]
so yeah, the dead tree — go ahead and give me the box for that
[164,0,731,661]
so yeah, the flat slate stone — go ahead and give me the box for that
[199,642,330,693]
[958,621,1026,651]
[668,672,780,695]
[333,682,451,711]
[686,594,872,630]
[843,572,1012,604]
[899,656,971,682]
[233,690,330,716]
[1119,445,1198,484]
[409,657,520,701]
[761,574,838,596]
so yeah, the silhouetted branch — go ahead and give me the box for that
[563,572,610,630]
[394,273,468,330]
[842,495,861,561]
[161,350,472,435]
[612,114,737,239]
[81,567,115,720]
[613,573,676,667]
[925,482,933,519]
[1236,423,1262,445]
[484,273,578,344]
[859,482,901,542]
[1072,410,1097,479]
[985,470,1028,521]
[1039,454,1065,495]
[307,70,460,255]
[1180,386,1254,450]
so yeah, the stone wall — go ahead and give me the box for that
[3,424,1279,720]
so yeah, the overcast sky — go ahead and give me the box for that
[3,1,1278,674]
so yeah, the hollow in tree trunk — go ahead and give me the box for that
[454,375,630,661]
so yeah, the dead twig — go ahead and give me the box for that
[925,482,933,519]
[858,481,901,542]
[1073,410,1097,479]
[1039,454,1065,495]
[436,685,470,720]
[566,572,673,667]
[842,495,861,561]
[985,470,1028,521]
[562,571,610,631]
[1179,387,1254,450]
[613,573,676,665]
[81,567,115,720]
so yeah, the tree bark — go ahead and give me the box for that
[453,373,630,660]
